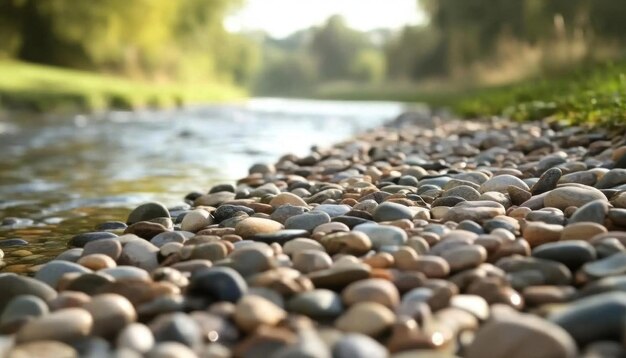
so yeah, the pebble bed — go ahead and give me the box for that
[1,116,626,358]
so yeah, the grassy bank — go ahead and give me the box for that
[0,61,246,112]
[317,61,626,128]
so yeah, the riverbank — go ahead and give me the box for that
[316,61,626,127]
[1,111,626,356]
[0,61,246,112]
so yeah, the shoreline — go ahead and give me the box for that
[1,113,626,356]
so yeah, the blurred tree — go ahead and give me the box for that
[309,15,368,80]
[350,49,386,83]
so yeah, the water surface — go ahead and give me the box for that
[0,98,406,271]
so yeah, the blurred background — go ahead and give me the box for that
[1,0,625,109]
[1,0,626,269]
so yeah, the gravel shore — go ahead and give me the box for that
[2,114,626,357]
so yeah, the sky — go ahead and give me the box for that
[225,0,426,38]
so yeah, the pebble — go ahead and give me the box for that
[149,313,202,351]
[82,239,122,260]
[320,231,372,255]
[285,211,331,232]
[83,294,136,337]
[353,223,407,249]
[568,199,609,224]
[287,289,344,318]
[270,192,308,208]
[188,267,247,302]
[7,341,78,358]
[372,202,414,222]
[582,252,626,279]
[233,295,287,332]
[532,241,596,271]
[544,186,608,210]
[335,302,395,337]
[480,174,529,193]
[126,202,170,225]
[33,260,92,289]
[119,240,159,271]
[466,312,577,358]
[16,308,93,343]
[0,295,48,331]
[342,278,400,308]
[440,245,487,272]
[180,209,213,232]
[235,217,284,239]
[68,232,117,248]
[561,222,607,241]
[531,168,562,195]
[117,323,155,353]
[333,333,388,358]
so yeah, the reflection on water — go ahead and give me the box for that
[0,98,406,269]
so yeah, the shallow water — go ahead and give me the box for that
[0,98,406,271]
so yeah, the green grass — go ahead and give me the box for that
[316,61,626,128]
[0,60,246,112]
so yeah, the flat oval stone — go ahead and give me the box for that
[332,333,387,358]
[0,275,56,314]
[149,313,203,350]
[82,239,122,260]
[117,323,155,353]
[285,211,331,232]
[7,341,78,358]
[0,294,48,330]
[213,205,255,222]
[372,202,414,222]
[180,209,213,233]
[308,263,371,290]
[561,222,607,241]
[34,260,92,289]
[549,292,626,346]
[531,168,562,195]
[544,186,607,210]
[251,229,309,244]
[293,250,332,273]
[466,312,577,358]
[127,202,170,225]
[235,217,284,239]
[188,267,247,302]
[440,245,487,272]
[335,302,395,337]
[283,238,324,256]
[342,278,400,308]
[270,192,308,208]
[568,199,609,224]
[532,241,596,271]
[353,223,407,249]
[522,222,563,247]
[480,174,529,193]
[233,295,287,332]
[83,293,136,337]
[119,240,159,271]
[583,252,626,279]
[100,266,150,281]
[287,289,343,318]
[313,204,351,218]
[69,232,118,248]
[320,231,372,255]
[16,308,93,343]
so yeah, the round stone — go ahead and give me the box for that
[117,323,155,353]
[7,341,78,358]
[127,202,170,225]
[480,174,529,193]
[235,218,284,239]
[119,240,159,271]
[83,294,136,337]
[233,295,287,332]
[341,278,400,308]
[77,254,116,270]
[335,302,395,337]
[287,289,344,318]
[270,192,308,208]
[69,232,118,248]
[532,241,596,271]
[522,222,563,247]
[293,250,332,273]
[285,211,331,232]
[34,260,92,289]
[583,252,626,279]
[180,209,213,233]
[353,223,407,249]
[188,267,247,302]
[283,238,324,256]
[82,239,122,261]
[372,202,414,222]
[561,222,607,241]
[568,199,609,224]
[149,313,202,350]
[440,245,487,272]
[320,231,372,255]
[16,308,93,343]
[544,186,607,210]
[466,312,577,358]
[150,231,186,248]
[0,295,48,330]
[332,333,387,358]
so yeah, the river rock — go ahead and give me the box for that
[287,289,344,318]
[333,333,388,358]
[119,240,159,271]
[270,192,308,208]
[82,239,122,260]
[188,267,247,302]
[16,308,93,343]
[117,323,155,353]
[544,186,607,210]
[235,217,284,239]
[69,232,118,248]
[568,199,609,224]
[353,223,407,249]
[285,211,331,232]
[480,174,529,193]
[127,202,170,225]
[582,252,626,279]
[372,202,414,222]
[233,295,287,332]
[149,313,202,350]
[7,341,78,358]
[34,260,92,289]
[83,294,136,337]
[342,278,400,308]
[180,209,213,232]
[532,241,596,271]
[0,294,48,331]
[335,302,395,337]
[466,312,577,358]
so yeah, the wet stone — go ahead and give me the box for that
[69,232,118,248]
[127,202,170,225]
